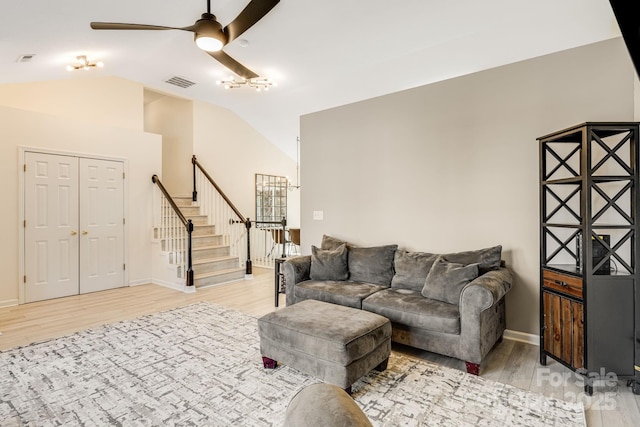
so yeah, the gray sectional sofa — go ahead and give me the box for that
[282,235,513,375]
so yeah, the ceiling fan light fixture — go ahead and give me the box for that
[193,14,225,52]
[195,34,224,52]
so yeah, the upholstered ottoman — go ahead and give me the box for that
[258,300,391,392]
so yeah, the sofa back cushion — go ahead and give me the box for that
[348,245,398,286]
[443,245,502,274]
[310,244,349,281]
[321,235,397,286]
[421,257,479,305]
[390,250,439,291]
[321,234,351,250]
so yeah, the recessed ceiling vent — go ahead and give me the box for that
[17,54,36,63]
[165,76,196,89]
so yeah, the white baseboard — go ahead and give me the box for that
[151,279,188,293]
[128,279,152,286]
[504,329,539,346]
[0,299,19,308]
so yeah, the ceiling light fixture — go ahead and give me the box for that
[194,16,225,52]
[66,55,104,71]
[216,76,276,91]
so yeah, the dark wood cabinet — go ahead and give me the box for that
[542,284,584,369]
[537,122,640,395]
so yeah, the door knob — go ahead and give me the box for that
[70,230,77,236]
[82,230,88,235]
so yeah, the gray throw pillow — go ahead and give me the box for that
[421,257,479,305]
[391,250,439,291]
[321,234,352,251]
[310,244,349,281]
[443,245,502,274]
[348,245,398,286]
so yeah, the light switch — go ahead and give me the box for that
[313,210,324,220]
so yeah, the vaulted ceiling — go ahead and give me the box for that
[0,1,621,158]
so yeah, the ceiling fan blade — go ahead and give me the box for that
[90,22,194,32]
[223,0,280,43]
[208,51,259,79]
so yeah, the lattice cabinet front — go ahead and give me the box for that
[537,122,640,395]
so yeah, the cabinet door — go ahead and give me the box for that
[542,290,584,369]
[572,302,584,369]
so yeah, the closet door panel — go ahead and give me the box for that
[79,158,125,294]
[24,152,79,302]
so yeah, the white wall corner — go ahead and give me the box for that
[504,329,539,346]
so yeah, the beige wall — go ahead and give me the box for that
[300,38,635,336]
[0,77,161,306]
[0,77,144,132]
[0,106,161,306]
[144,96,194,195]
[193,101,300,227]
[0,75,300,305]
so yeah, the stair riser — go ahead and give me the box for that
[187,216,208,225]
[160,214,208,223]
[193,225,216,236]
[155,226,216,239]
[162,206,201,216]
[193,246,230,260]
[162,237,225,251]
[195,270,245,287]
[172,197,194,207]
[168,247,230,261]
[194,258,240,274]
[192,235,225,248]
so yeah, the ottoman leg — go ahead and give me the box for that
[374,358,389,372]
[262,356,278,369]
[343,385,352,395]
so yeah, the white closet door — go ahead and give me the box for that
[24,152,79,302]
[79,158,125,294]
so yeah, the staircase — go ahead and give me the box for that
[159,195,245,288]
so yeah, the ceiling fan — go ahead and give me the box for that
[90,0,280,79]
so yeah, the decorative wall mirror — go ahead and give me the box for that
[255,174,288,226]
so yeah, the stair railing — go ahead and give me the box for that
[253,218,288,266]
[152,175,194,287]
[192,156,253,275]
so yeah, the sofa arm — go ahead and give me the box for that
[283,255,311,306]
[460,267,513,312]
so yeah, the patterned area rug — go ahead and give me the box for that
[0,302,585,426]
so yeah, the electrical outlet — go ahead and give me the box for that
[313,210,324,221]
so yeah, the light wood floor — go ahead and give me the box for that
[1,268,638,426]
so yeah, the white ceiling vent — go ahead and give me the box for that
[165,76,196,89]
[17,54,36,63]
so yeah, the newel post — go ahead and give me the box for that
[245,218,253,275]
[191,155,198,202]
[186,219,194,287]
[280,217,287,258]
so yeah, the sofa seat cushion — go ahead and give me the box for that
[362,288,460,334]
[295,280,388,309]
